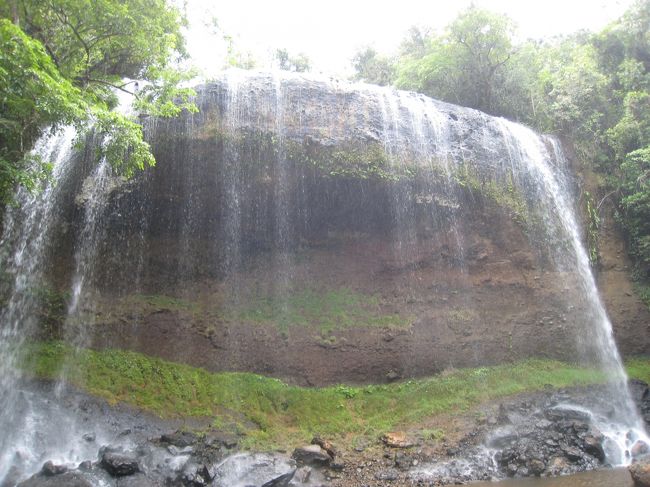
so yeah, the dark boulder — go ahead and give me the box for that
[40,462,67,477]
[17,472,94,487]
[101,451,140,477]
[292,445,332,466]
[160,431,198,448]
[261,471,296,487]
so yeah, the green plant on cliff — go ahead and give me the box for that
[20,341,644,448]
[234,287,410,335]
[290,139,412,181]
[0,0,196,203]
[584,191,601,266]
[452,163,529,225]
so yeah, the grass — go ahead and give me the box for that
[109,288,410,337]
[233,287,410,334]
[16,341,638,450]
[627,356,650,383]
[126,294,200,314]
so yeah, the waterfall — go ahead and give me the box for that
[0,126,90,480]
[0,71,647,482]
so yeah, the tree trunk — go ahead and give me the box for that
[10,0,19,25]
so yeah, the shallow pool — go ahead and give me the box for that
[470,468,633,487]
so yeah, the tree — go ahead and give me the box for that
[274,48,310,73]
[0,18,86,200]
[351,47,395,86]
[0,0,196,203]
[618,147,650,279]
[395,7,516,114]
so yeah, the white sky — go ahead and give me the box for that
[184,0,635,78]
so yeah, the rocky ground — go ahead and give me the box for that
[5,379,649,487]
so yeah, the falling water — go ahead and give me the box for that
[0,126,88,481]
[0,71,647,483]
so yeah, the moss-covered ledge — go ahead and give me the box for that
[18,341,649,449]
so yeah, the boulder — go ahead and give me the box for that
[381,432,414,448]
[261,471,295,487]
[311,436,337,458]
[17,472,94,487]
[292,445,332,466]
[630,461,650,487]
[632,441,650,459]
[583,435,606,462]
[527,458,545,476]
[41,462,67,477]
[160,430,198,448]
[100,451,140,477]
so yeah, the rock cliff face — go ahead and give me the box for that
[34,72,650,385]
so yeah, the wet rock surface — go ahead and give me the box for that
[630,461,650,487]
[34,72,649,388]
[6,378,650,487]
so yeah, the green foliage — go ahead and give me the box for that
[0,18,86,201]
[19,341,622,449]
[536,41,611,144]
[287,138,407,181]
[452,164,529,225]
[626,356,650,383]
[584,191,601,266]
[0,0,195,203]
[351,47,395,86]
[618,147,650,278]
[607,91,650,159]
[274,48,310,73]
[92,110,154,177]
[9,0,187,102]
[394,6,516,115]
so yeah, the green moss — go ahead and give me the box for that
[127,294,200,314]
[626,356,650,383]
[232,287,410,334]
[633,283,650,310]
[453,164,529,225]
[584,191,601,266]
[18,341,628,449]
[288,139,411,181]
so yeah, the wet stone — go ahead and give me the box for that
[292,445,332,466]
[160,431,198,448]
[17,472,94,487]
[261,471,296,487]
[41,462,67,477]
[101,451,140,477]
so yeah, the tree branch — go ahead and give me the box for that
[82,78,137,96]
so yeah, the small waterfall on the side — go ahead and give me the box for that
[495,119,649,460]
[0,126,94,481]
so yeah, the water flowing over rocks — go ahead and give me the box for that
[5,377,648,486]
[1,71,649,485]
[3,72,645,388]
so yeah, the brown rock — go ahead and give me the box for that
[630,461,650,487]
[381,432,414,448]
[311,436,337,459]
[292,445,332,466]
[632,441,650,458]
